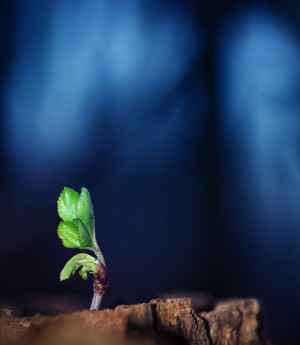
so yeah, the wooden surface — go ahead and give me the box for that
[1,298,272,345]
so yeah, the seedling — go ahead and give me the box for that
[57,187,108,311]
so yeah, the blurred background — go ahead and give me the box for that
[1,0,300,344]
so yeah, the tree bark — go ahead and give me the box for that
[1,298,272,345]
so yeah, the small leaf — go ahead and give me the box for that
[80,263,97,274]
[77,187,95,240]
[58,220,93,250]
[57,222,80,248]
[79,264,97,280]
[60,253,97,281]
[80,271,88,280]
[58,187,79,222]
[76,219,93,248]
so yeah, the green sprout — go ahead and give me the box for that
[57,187,108,311]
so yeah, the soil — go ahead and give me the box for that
[0,297,272,345]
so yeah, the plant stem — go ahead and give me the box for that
[90,292,103,311]
[89,257,109,311]
[95,249,105,266]
[93,243,106,266]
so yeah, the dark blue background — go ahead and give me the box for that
[1,1,300,344]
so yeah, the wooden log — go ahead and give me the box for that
[201,299,271,345]
[0,298,272,345]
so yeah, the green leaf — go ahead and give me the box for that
[58,220,93,249]
[57,222,80,248]
[76,219,93,248]
[76,187,95,240]
[60,253,98,281]
[80,271,88,280]
[57,187,79,222]
[79,264,97,280]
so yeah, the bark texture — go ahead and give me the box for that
[1,298,271,345]
[201,299,271,345]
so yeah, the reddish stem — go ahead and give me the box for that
[90,260,109,311]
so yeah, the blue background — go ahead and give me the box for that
[1,1,300,344]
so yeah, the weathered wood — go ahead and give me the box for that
[151,298,210,345]
[1,298,271,345]
[201,299,270,345]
